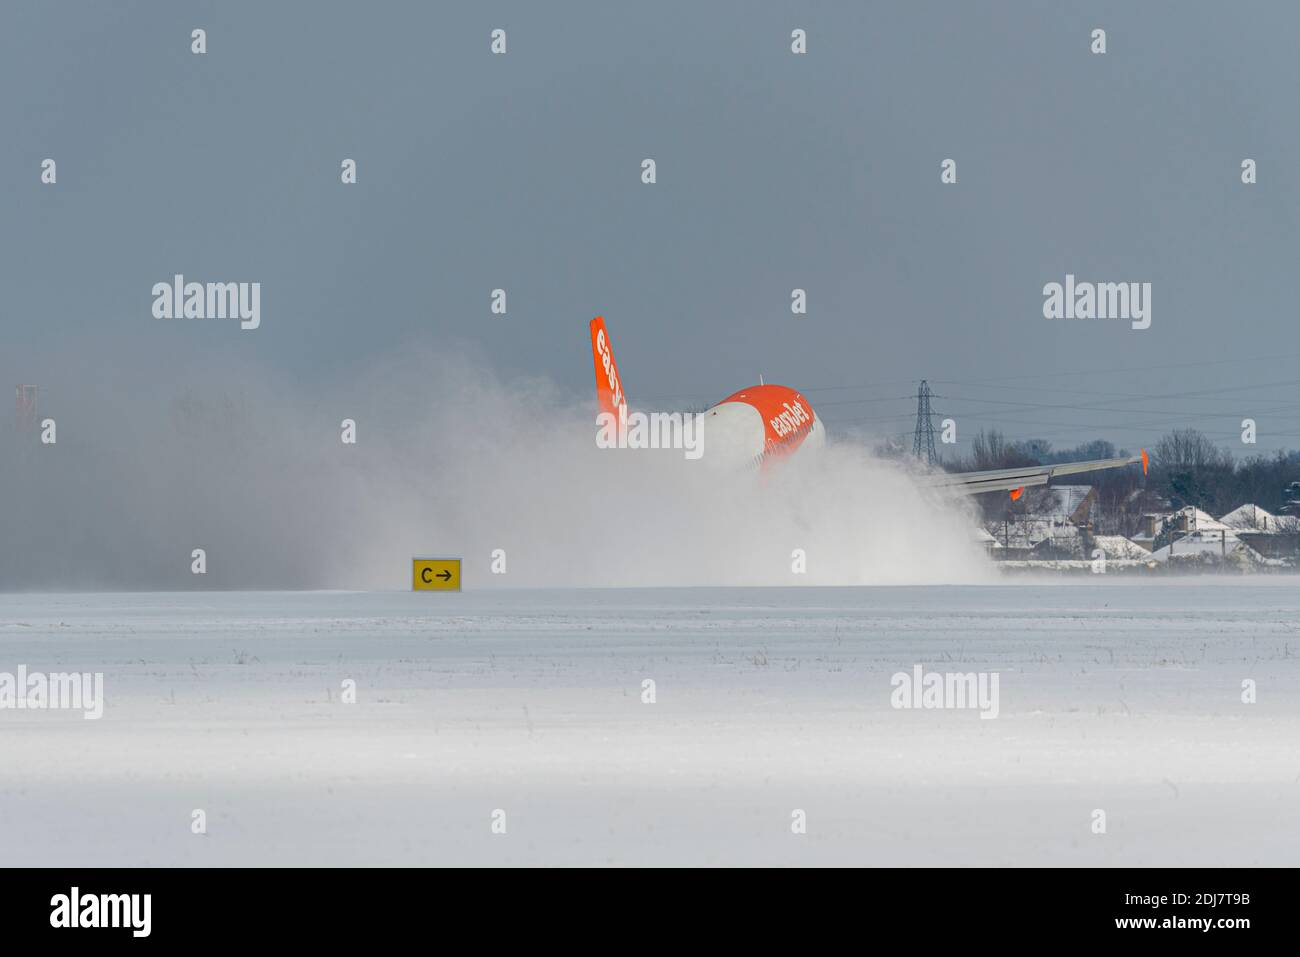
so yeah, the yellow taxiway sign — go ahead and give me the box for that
[412,558,461,591]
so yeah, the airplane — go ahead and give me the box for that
[589,315,1148,495]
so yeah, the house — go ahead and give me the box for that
[971,527,1003,554]
[984,517,1059,557]
[1042,484,1099,526]
[986,484,1145,560]
[1028,524,1092,559]
[1220,504,1300,560]
[1130,512,1166,551]
[1147,529,1273,566]
[1090,535,1153,561]
[1131,505,1229,552]
[1218,503,1299,533]
[1174,506,1230,533]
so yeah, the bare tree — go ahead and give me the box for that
[1152,429,1234,511]
[969,429,1039,471]
[1154,429,1231,471]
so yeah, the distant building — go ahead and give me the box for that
[972,527,1003,554]
[985,485,1148,561]
[1219,503,1299,533]
[1174,506,1230,533]
[1130,513,1165,552]
[1147,529,1273,566]
[1043,484,1099,526]
[1132,505,1229,552]
[1090,535,1153,561]
[1220,504,1300,560]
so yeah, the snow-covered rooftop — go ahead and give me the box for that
[1044,484,1094,518]
[984,519,1060,549]
[1175,506,1230,532]
[1218,504,1299,533]
[1148,530,1268,564]
[1092,535,1153,561]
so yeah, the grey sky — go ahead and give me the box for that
[3,0,1299,456]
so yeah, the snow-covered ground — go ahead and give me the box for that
[1,582,1298,866]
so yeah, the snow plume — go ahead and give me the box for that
[1,349,990,589]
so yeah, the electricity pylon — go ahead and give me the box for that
[912,380,938,466]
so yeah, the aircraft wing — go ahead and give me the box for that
[928,450,1148,496]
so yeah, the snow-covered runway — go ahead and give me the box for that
[1,582,1296,866]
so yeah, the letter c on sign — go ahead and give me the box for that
[422,568,433,583]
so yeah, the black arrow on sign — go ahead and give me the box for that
[437,569,452,582]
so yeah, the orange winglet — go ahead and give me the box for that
[1140,448,1149,475]
[1009,486,1024,501]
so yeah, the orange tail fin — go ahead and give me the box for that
[589,316,627,422]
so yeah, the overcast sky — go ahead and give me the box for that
[4,0,1300,457]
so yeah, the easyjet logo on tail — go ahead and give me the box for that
[589,316,626,420]
[595,329,624,412]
